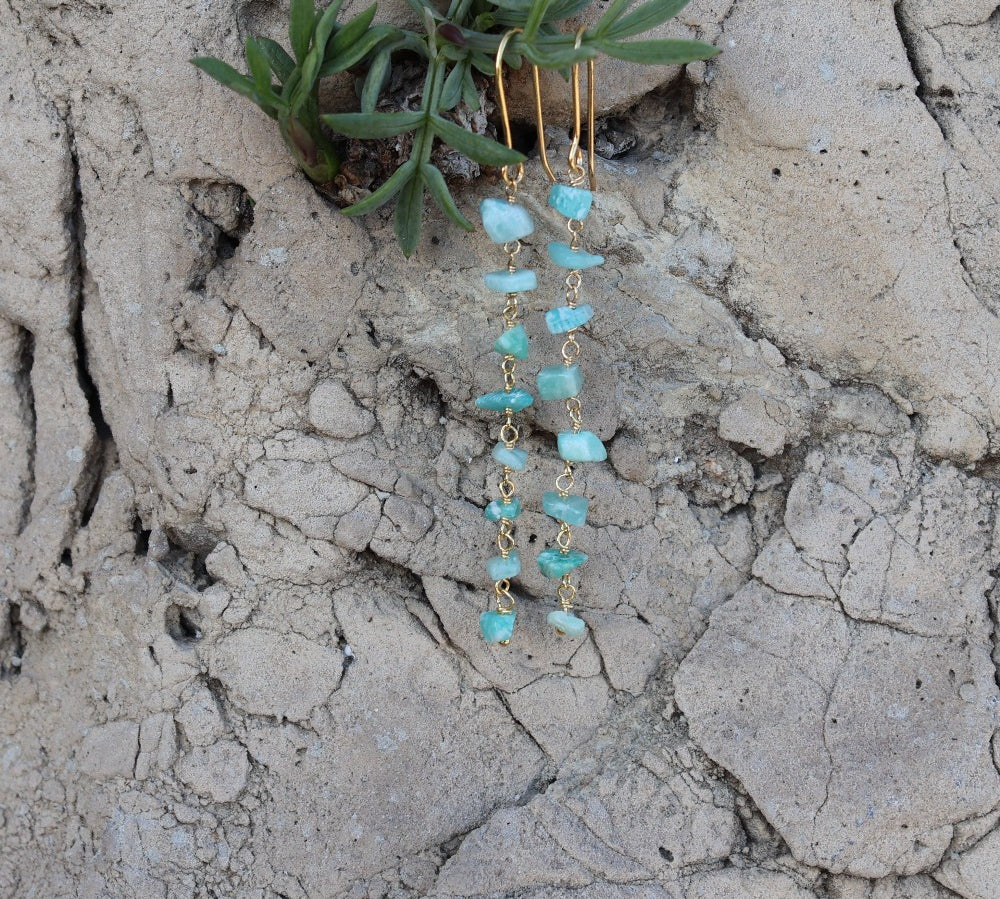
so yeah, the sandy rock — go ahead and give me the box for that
[308,379,376,439]
[3,0,1000,893]
[78,721,140,780]
[676,579,1000,878]
[175,741,249,803]
[933,827,1000,899]
[718,393,794,457]
[208,628,343,721]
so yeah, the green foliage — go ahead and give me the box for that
[191,0,719,255]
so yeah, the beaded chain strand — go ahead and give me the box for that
[475,169,537,645]
[534,173,605,637]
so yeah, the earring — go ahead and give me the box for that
[534,30,604,639]
[477,29,535,646]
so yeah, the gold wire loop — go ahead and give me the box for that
[557,575,577,610]
[556,462,575,495]
[494,579,516,614]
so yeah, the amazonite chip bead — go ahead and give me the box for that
[558,430,607,462]
[476,388,534,412]
[480,610,516,643]
[548,242,604,270]
[492,443,527,471]
[543,491,589,526]
[484,269,537,293]
[494,324,529,359]
[485,497,521,521]
[537,363,583,400]
[487,551,521,581]
[548,609,587,638]
[537,548,588,578]
[545,304,594,334]
[548,184,593,220]
[480,199,534,243]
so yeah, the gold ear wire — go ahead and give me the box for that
[495,28,556,186]
[495,29,525,195]
[494,27,597,190]
[567,27,597,191]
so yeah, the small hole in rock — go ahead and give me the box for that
[165,605,202,644]
[659,847,674,862]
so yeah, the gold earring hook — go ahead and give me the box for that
[495,29,525,195]
[567,27,597,191]
[494,27,596,191]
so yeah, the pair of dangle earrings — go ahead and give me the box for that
[476,29,606,646]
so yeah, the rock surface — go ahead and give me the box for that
[1,0,999,896]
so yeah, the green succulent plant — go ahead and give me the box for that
[192,0,719,255]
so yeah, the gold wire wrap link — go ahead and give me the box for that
[494,579,516,615]
[565,396,584,432]
[557,575,577,611]
[497,518,516,557]
[556,461,575,496]
[556,522,573,552]
[499,414,519,448]
[562,332,581,364]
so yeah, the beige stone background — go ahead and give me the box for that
[2,0,999,896]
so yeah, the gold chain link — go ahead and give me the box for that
[557,575,577,611]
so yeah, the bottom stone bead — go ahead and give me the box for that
[548,610,587,638]
[480,610,516,643]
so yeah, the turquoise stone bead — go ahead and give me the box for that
[494,324,529,360]
[480,199,534,243]
[548,184,593,220]
[558,430,607,462]
[480,610,516,643]
[537,548,588,578]
[547,242,604,270]
[476,388,534,412]
[548,609,587,638]
[536,364,583,401]
[543,491,589,526]
[545,304,594,334]
[484,497,521,521]
[487,551,521,581]
[484,269,537,293]
[492,443,527,471]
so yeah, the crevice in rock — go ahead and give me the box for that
[893,2,949,141]
[14,325,36,536]
[0,602,26,679]
[66,115,113,532]
[595,69,700,162]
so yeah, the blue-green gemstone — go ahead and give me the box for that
[543,491,589,526]
[537,548,588,578]
[480,610,516,643]
[487,551,521,581]
[492,443,527,471]
[558,430,607,462]
[485,498,522,521]
[480,199,534,243]
[548,184,593,220]
[545,304,594,334]
[484,269,537,293]
[548,609,587,638]
[494,324,529,360]
[536,364,583,401]
[547,242,604,270]
[476,388,534,412]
